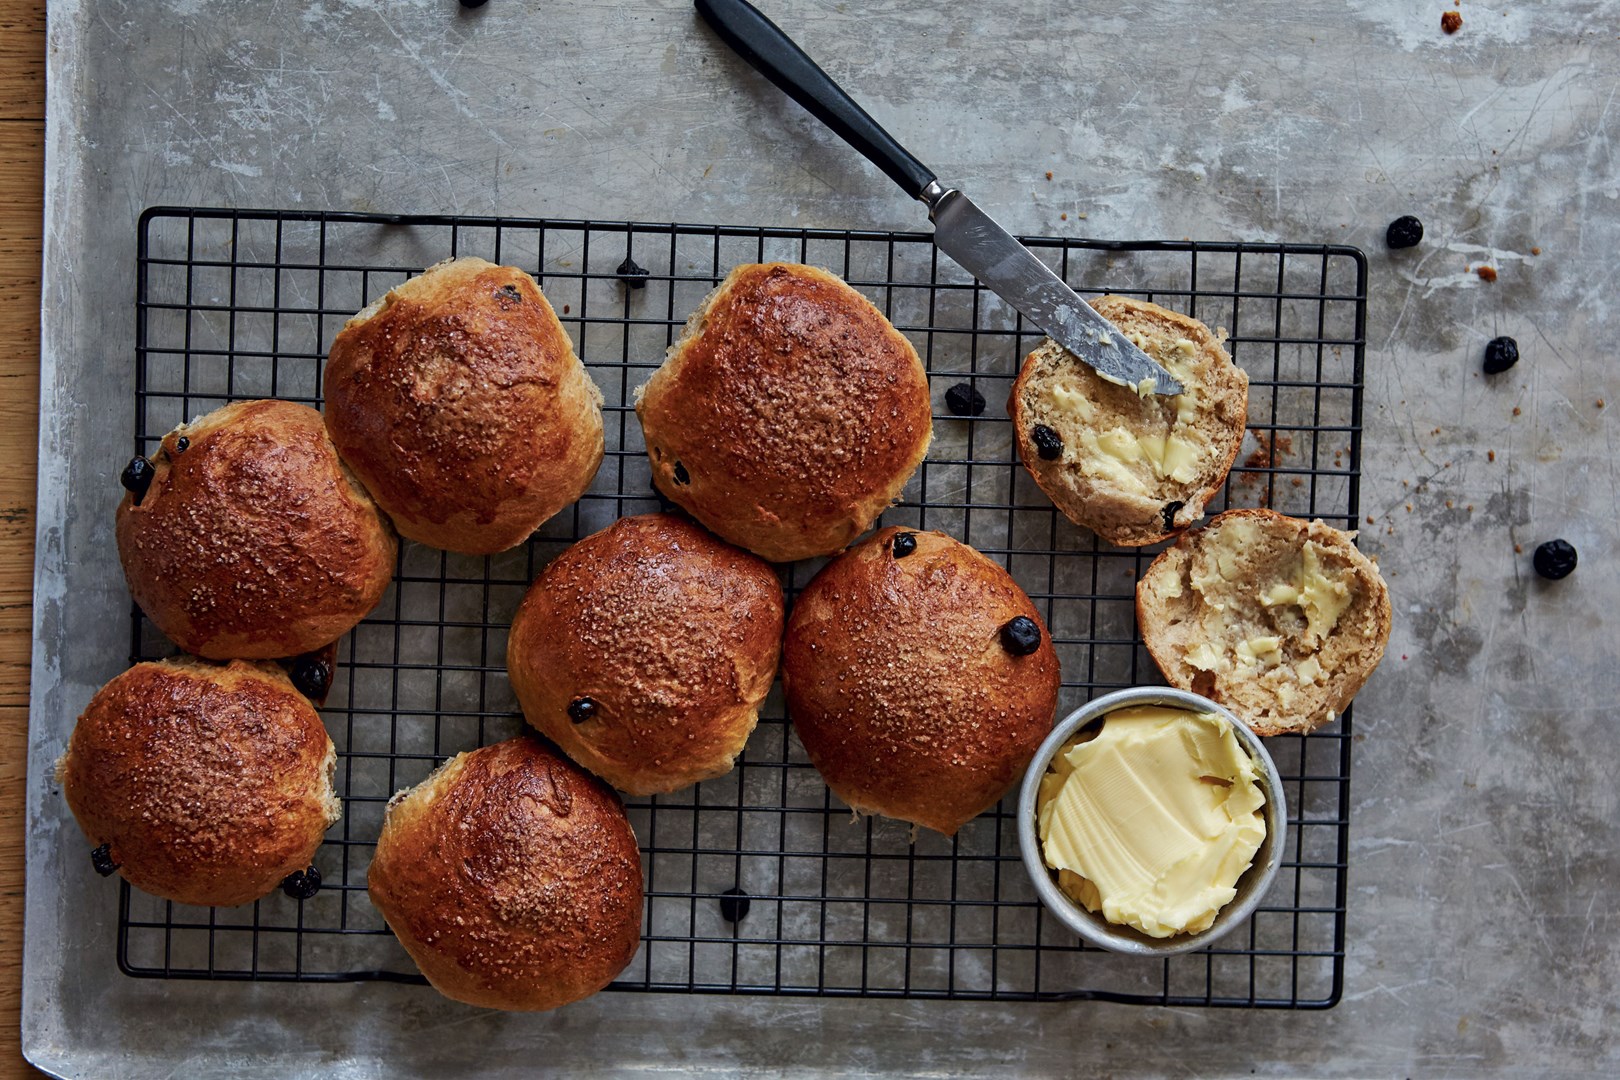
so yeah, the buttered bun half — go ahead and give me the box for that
[324,257,604,555]
[1009,296,1248,546]
[1136,509,1392,736]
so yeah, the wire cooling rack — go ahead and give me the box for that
[120,207,1366,1008]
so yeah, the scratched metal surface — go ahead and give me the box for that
[25,0,1618,1076]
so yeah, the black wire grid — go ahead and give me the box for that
[120,207,1366,1008]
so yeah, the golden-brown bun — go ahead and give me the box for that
[635,263,932,563]
[782,528,1061,835]
[116,399,397,660]
[324,257,605,555]
[1008,296,1249,546]
[366,737,643,1011]
[1136,508,1392,736]
[55,657,340,907]
[507,513,784,796]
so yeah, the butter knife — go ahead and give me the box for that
[694,0,1183,395]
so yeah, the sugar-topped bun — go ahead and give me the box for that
[116,398,396,660]
[366,737,644,1011]
[56,657,340,907]
[507,513,784,796]
[635,263,932,562]
[324,257,604,554]
[782,528,1061,835]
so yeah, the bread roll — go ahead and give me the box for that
[1136,508,1392,736]
[507,513,784,796]
[56,657,340,907]
[366,737,644,1011]
[635,263,932,563]
[116,398,396,660]
[324,257,604,554]
[1009,296,1249,546]
[782,528,1061,836]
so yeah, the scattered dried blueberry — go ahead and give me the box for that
[289,653,333,701]
[1532,539,1577,580]
[891,532,918,558]
[615,255,650,290]
[120,455,155,506]
[1483,336,1519,375]
[672,461,691,486]
[173,436,190,453]
[567,696,598,723]
[999,615,1042,656]
[719,886,751,923]
[1385,216,1424,249]
[944,382,986,417]
[1161,500,1185,534]
[1031,424,1064,461]
[90,843,120,877]
[281,865,322,900]
[495,283,522,305]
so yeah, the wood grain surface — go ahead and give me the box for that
[3,0,44,1074]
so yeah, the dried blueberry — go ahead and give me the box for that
[1031,424,1064,461]
[173,436,190,453]
[944,382,986,417]
[891,532,918,558]
[1385,216,1424,249]
[1532,539,1577,580]
[719,886,751,923]
[615,255,650,290]
[120,455,155,506]
[1161,500,1185,534]
[90,843,120,877]
[1483,336,1519,375]
[672,461,691,486]
[567,696,598,723]
[495,283,522,305]
[281,865,322,900]
[999,615,1042,656]
[290,654,333,701]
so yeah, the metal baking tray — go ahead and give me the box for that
[118,206,1364,1007]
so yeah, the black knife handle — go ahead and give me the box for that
[695,0,937,201]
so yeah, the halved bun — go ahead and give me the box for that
[1136,509,1391,736]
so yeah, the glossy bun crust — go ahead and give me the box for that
[323,257,604,554]
[116,399,396,660]
[783,528,1061,835]
[56,658,340,907]
[366,737,644,1011]
[508,514,784,796]
[635,263,932,562]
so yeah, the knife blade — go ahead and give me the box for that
[694,0,1183,396]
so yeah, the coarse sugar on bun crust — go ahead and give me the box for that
[1009,296,1249,546]
[116,398,397,660]
[635,263,932,563]
[56,657,340,908]
[507,513,784,796]
[324,257,604,555]
[366,737,644,1012]
[1136,508,1392,736]
[782,528,1061,836]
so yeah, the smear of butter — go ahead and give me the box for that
[1037,705,1267,938]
